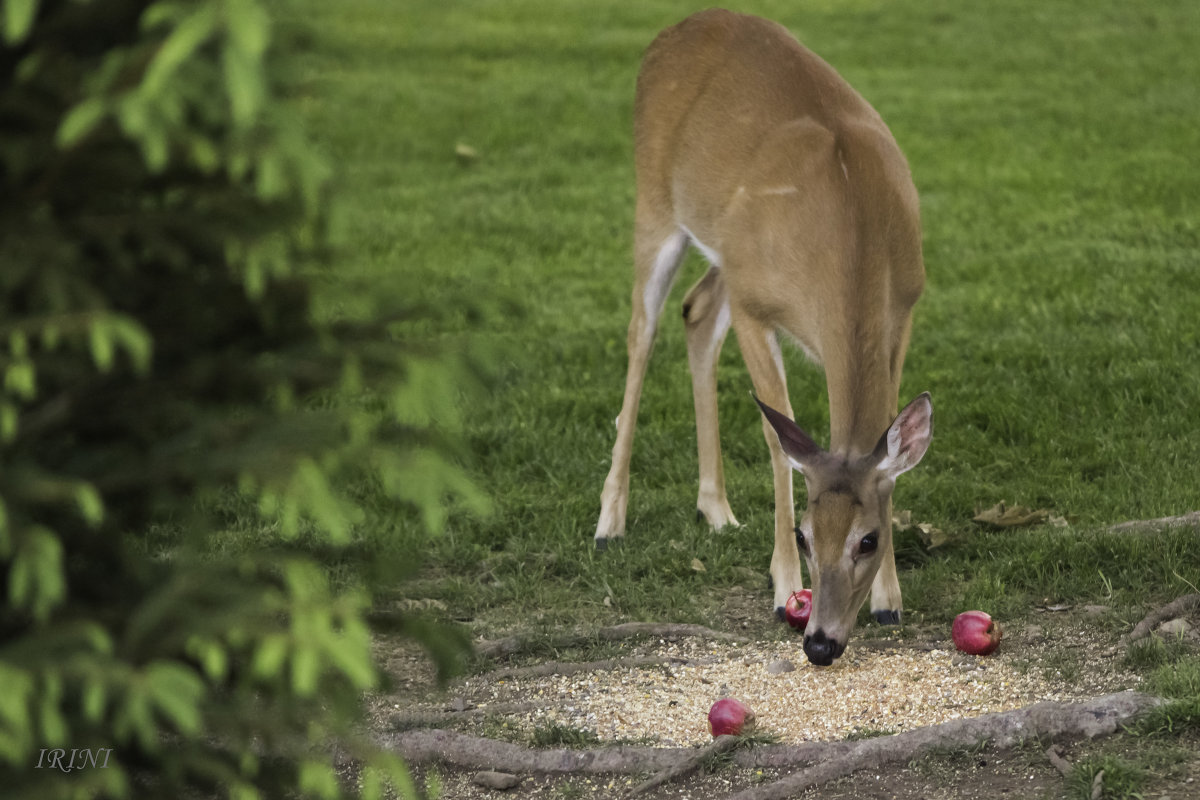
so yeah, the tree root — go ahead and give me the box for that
[383,728,689,773]
[485,654,713,681]
[627,734,739,796]
[1107,511,1200,533]
[724,692,1159,800]
[1123,593,1200,646]
[383,691,1160,792]
[388,701,548,731]
[476,622,748,660]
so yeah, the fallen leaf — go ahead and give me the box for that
[454,142,479,162]
[973,501,1052,528]
[690,558,707,573]
[895,510,961,549]
[916,522,961,550]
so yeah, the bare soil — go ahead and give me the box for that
[366,594,1200,800]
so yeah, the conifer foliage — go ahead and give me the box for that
[0,1,482,796]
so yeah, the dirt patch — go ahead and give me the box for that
[373,617,1137,745]
[366,606,1197,799]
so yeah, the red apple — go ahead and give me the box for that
[707,697,755,737]
[784,589,813,631]
[952,610,1002,655]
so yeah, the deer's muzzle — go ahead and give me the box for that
[802,629,845,666]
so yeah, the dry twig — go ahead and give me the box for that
[1045,744,1073,777]
[627,735,739,796]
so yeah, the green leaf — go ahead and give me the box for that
[8,526,65,620]
[57,97,107,148]
[290,459,357,543]
[376,447,490,534]
[38,673,67,745]
[0,402,15,443]
[224,0,269,56]
[324,617,375,690]
[298,760,338,800]
[114,688,156,752]
[229,782,260,800]
[4,359,35,400]
[0,663,34,763]
[289,642,318,696]
[222,38,264,128]
[8,330,27,357]
[141,3,217,97]
[251,633,289,679]
[186,636,229,680]
[362,754,418,800]
[82,679,107,723]
[87,315,153,374]
[74,484,104,528]
[2,0,38,45]
[88,321,115,372]
[141,0,187,31]
[145,662,204,735]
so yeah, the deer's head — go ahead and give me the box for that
[756,393,932,665]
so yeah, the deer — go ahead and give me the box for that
[594,9,934,666]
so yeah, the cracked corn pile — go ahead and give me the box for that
[452,638,1132,747]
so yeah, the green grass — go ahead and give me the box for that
[279,0,1200,642]
[529,724,602,748]
[1132,654,1200,736]
[1068,754,1147,800]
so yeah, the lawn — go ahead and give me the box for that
[280,0,1200,794]
[283,0,1200,631]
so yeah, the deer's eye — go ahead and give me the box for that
[859,531,879,555]
[794,525,810,555]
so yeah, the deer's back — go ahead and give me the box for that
[633,9,923,353]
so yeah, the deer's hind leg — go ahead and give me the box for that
[682,265,738,529]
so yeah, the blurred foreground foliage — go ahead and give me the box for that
[0,0,486,797]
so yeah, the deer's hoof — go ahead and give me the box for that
[774,606,786,623]
[595,537,608,552]
[872,609,902,626]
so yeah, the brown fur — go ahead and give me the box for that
[596,10,928,656]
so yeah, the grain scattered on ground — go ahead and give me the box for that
[386,631,1140,747]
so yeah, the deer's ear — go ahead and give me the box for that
[754,395,825,472]
[873,392,932,480]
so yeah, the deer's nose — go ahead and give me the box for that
[803,629,845,666]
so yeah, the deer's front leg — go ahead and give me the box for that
[869,500,903,625]
[733,318,804,616]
